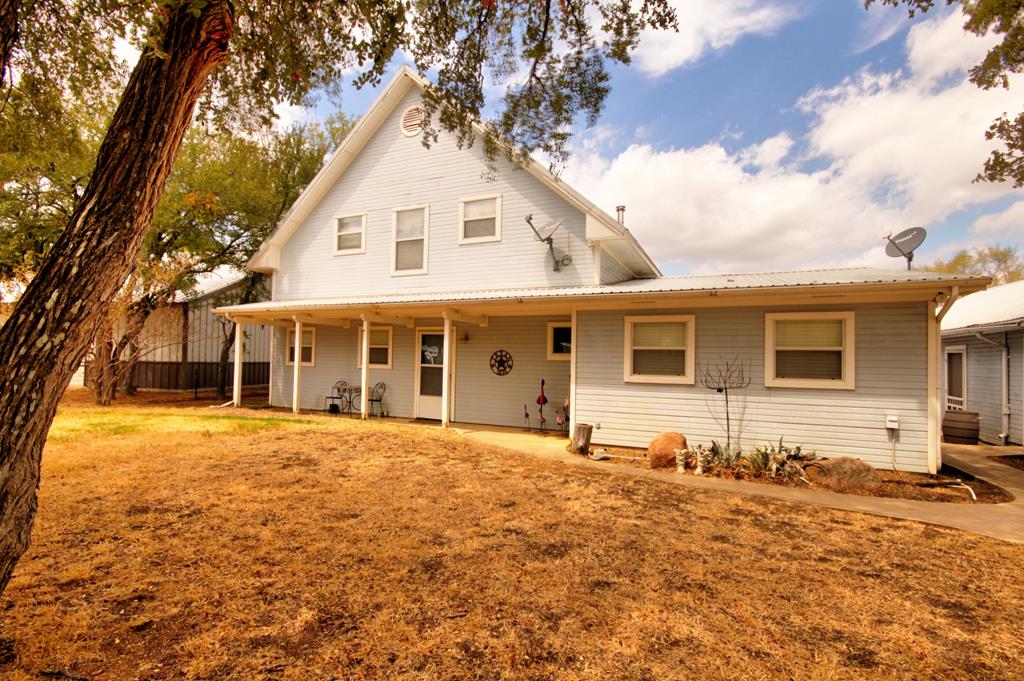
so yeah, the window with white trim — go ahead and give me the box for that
[358,326,393,369]
[547,322,572,361]
[765,312,854,389]
[286,327,316,367]
[624,315,695,384]
[393,206,428,274]
[459,196,501,243]
[335,213,365,255]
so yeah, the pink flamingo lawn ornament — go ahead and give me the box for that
[536,379,549,431]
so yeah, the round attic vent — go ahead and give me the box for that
[400,106,425,137]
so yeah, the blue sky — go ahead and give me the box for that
[289,0,1023,275]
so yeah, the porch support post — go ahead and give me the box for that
[232,321,244,407]
[442,317,452,428]
[569,308,578,434]
[360,317,370,418]
[292,318,302,414]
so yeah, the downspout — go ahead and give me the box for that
[930,287,960,473]
[973,331,1010,445]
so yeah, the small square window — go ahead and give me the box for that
[547,322,572,361]
[358,326,393,370]
[335,214,365,255]
[459,196,501,244]
[286,328,316,367]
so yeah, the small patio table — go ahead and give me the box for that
[325,385,361,417]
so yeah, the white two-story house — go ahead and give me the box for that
[217,66,987,473]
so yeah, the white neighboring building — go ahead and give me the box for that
[941,280,1024,446]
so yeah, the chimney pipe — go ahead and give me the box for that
[615,205,625,224]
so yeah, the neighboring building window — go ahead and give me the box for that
[547,322,572,361]
[358,326,393,369]
[459,195,501,244]
[765,312,855,389]
[623,315,695,384]
[335,214,365,255]
[393,206,428,274]
[286,327,316,367]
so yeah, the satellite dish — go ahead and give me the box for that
[525,214,573,271]
[884,227,927,270]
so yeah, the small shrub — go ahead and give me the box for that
[680,437,816,485]
[753,438,816,485]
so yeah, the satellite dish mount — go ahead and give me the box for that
[884,227,927,271]
[525,214,573,272]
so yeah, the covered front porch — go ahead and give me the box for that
[220,302,576,431]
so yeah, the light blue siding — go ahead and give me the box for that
[575,303,931,472]
[274,89,597,301]
[600,248,633,284]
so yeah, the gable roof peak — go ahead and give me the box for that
[248,66,659,278]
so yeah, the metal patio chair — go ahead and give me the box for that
[368,382,387,416]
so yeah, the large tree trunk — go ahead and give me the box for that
[0,1,233,595]
[0,0,19,83]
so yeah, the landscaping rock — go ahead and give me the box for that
[648,432,687,469]
[804,457,881,491]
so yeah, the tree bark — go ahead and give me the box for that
[0,0,233,595]
[0,0,19,84]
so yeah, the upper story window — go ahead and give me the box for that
[393,205,428,275]
[765,311,855,389]
[624,315,695,384]
[286,327,316,367]
[459,195,501,244]
[335,213,365,255]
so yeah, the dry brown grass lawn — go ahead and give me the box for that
[2,390,1022,680]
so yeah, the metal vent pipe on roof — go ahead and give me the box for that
[616,205,625,224]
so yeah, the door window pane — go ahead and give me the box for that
[420,366,443,396]
[947,353,964,397]
[420,334,444,365]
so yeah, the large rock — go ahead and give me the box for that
[804,457,881,491]
[648,432,687,469]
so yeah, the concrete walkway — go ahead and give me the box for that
[455,425,1024,544]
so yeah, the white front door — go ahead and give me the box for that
[415,329,445,420]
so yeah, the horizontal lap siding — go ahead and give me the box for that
[954,335,1005,444]
[1012,331,1023,445]
[575,303,931,472]
[275,89,596,300]
[453,316,570,429]
[600,249,632,284]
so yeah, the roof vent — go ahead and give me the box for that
[616,205,625,224]
[400,106,425,137]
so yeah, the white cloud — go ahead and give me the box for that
[854,1,911,53]
[564,8,1024,273]
[972,202,1024,236]
[632,0,799,77]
